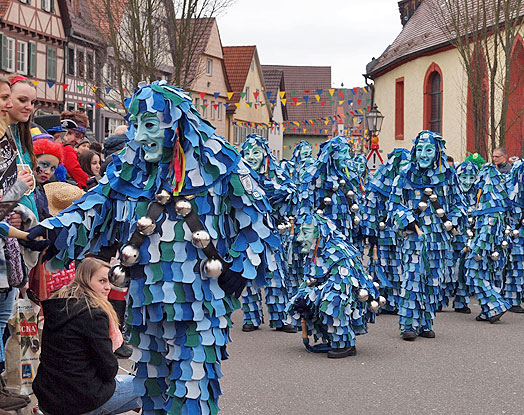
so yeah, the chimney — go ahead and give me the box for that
[398,0,423,26]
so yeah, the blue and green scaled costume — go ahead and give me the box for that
[38,82,279,415]
[464,164,510,321]
[239,135,295,330]
[388,131,467,335]
[286,213,378,352]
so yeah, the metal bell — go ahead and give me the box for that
[339,179,346,186]
[373,281,380,290]
[137,216,155,236]
[277,223,285,233]
[512,229,520,239]
[316,209,324,215]
[358,289,369,302]
[108,265,128,288]
[378,296,387,306]
[379,221,386,230]
[306,278,316,287]
[429,193,438,203]
[436,208,445,218]
[192,230,211,249]
[444,220,453,231]
[468,217,474,225]
[418,201,428,211]
[351,203,359,213]
[353,216,361,226]
[424,187,433,196]
[501,240,509,249]
[467,207,473,214]
[521,219,524,226]
[467,229,474,238]
[491,251,500,261]
[332,183,339,191]
[369,300,380,313]
[175,199,192,217]
[323,196,332,206]
[203,258,223,278]
[504,229,511,236]
[156,189,172,205]
[347,190,355,199]
[120,244,139,267]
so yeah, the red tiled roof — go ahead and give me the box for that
[0,0,11,18]
[223,46,256,104]
[262,69,287,120]
[262,64,332,136]
[86,0,128,42]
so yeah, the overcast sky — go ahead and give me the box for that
[217,0,403,88]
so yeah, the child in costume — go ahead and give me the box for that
[239,135,296,333]
[361,148,409,313]
[451,161,479,314]
[464,164,510,322]
[26,81,280,415]
[388,131,467,341]
[286,212,380,358]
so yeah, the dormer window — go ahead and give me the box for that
[42,0,54,13]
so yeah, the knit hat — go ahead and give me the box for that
[43,182,84,216]
[33,139,63,162]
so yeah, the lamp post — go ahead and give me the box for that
[365,103,384,150]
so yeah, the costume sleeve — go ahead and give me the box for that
[62,145,88,189]
[387,175,416,231]
[445,175,468,228]
[85,311,119,382]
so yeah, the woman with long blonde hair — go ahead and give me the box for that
[33,257,140,415]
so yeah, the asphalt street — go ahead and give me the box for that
[220,304,524,415]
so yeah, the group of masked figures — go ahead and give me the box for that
[24,81,524,414]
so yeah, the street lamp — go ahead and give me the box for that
[366,103,384,150]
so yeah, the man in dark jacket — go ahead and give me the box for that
[100,125,128,175]
[493,147,512,174]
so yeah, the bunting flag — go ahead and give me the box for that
[90,86,99,93]
[253,91,259,101]
[314,94,320,102]
[316,89,323,96]
[328,88,335,97]
[78,85,85,92]
[32,80,40,86]
[279,91,286,99]
[62,84,69,90]
[338,90,344,99]
[213,104,218,110]
[105,87,112,94]
[213,92,220,99]
[199,92,206,100]
[267,91,272,99]
[281,98,287,106]
[47,82,55,88]
[240,92,246,99]
[227,92,234,100]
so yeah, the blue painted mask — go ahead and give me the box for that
[132,113,164,163]
[415,138,436,169]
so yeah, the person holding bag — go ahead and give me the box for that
[33,257,140,415]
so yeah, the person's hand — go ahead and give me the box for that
[10,213,22,230]
[19,239,51,251]
[26,225,58,262]
[218,268,247,298]
[17,170,34,189]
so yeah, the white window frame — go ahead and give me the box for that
[217,102,222,121]
[206,59,212,76]
[245,87,250,102]
[203,99,208,118]
[16,40,27,75]
[42,0,52,12]
[210,101,215,120]
[6,37,15,72]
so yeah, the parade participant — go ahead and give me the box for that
[493,147,511,174]
[33,257,140,415]
[289,140,315,182]
[350,153,369,188]
[299,136,361,245]
[26,81,280,414]
[240,134,295,333]
[504,160,524,313]
[59,110,90,189]
[388,131,467,341]
[287,212,380,358]
[361,148,409,313]
[452,161,479,314]
[464,165,509,322]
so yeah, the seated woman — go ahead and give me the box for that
[33,257,140,415]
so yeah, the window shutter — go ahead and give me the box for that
[51,0,54,13]
[28,42,36,76]
[0,35,6,71]
[41,0,45,9]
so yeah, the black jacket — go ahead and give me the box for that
[33,298,118,415]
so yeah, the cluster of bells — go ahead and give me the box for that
[109,190,224,287]
[464,209,512,261]
[277,217,294,234]
[321,179,361,226]
[417,187,457,234]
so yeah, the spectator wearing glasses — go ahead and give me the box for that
[492,147,511,174]
[59,111,89,189]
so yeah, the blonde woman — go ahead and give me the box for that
[33,257,140,415]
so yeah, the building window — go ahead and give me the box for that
[16,40,27,75]
[67,103,75,111]
[250,60,254,72]
[1,36,16,72]
[217,102,222,121]
[86,52,94,81]
[194,97,200,110]
[67,47,75,76]
[423,63,443,134]
[245,87,250,102]
[42,0,54,12]
[77,50,85,78]
[255,89,260,104]
[203,99,208,118]
[206,59,212,76]
[107,63,116,86]
[46,47,57,81]
[210,101,215,120]
[395,77,404,140]
[28,42,36,76]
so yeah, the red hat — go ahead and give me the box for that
[33,139,63,162]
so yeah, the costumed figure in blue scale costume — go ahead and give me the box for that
[464,164,510,323]
[451,161,479,314]
[26,81,282,414]
[286,212,381,359]
[388,131,467,341]
[239,134,297,333]
[503,160,524,313]
[361,148,409,313]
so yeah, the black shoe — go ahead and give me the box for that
[114,342,133,359]
[476,314,489,322]
[402,331,417,341]
[454,306,471,314]
[489,311,506,324]
[275,324,297,333]
[419,330,435,338]
[242,323,259,332]
[509,306,524,313]
[327,346,356,358]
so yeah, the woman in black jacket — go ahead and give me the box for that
[33,258,140,415]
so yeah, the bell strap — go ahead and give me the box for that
[126,201,165,249]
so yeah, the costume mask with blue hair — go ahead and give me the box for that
[456,160,479,195]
